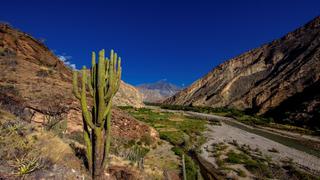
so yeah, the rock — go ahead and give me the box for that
[137,80,182,103]
[0,23,153,140]
[164,16,320,127]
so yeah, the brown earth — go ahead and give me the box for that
[0,23,147,134]
[164,16,320,128]
[0,23,160,179]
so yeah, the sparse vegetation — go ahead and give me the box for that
[120,106,207,179]
[0,116,44,178]
[206,139,320,179]
[36,68,53,78]
[160,104,317,135]
[10,155,42,176]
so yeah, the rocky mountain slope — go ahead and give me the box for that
[0,23,146,132]
[137,80,182,103]
[165,16,320,128]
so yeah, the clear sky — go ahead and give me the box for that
[1,0,319,86]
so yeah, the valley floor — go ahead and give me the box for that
[152,106,320,179]
[201,122,320,178]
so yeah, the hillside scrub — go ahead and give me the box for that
[0,110,87,179]
[120,106,207,179]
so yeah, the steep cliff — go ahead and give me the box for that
[165,16,320,127]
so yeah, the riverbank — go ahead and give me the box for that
[125,106,320,179]
[200,122,320,177]
[158,108,320,157]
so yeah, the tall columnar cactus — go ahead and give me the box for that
[73,49,121,179]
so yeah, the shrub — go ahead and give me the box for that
[159,131,186,146]
[43,114,67,137]
[140,134,153,146]
[171,146,183,156]
[36,69,50,77]
[225,150,249,164]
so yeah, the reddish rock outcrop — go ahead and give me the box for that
[0,23,150,139]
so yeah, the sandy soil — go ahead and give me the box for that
[201,122,320,173]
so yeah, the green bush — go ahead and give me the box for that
[171,146,183,156]
[184,154,198,180]
[159,131,186,146]
[225,150,249,164]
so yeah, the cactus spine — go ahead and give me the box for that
[73,49,121,179]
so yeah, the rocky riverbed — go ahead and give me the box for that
[199,122,320,179]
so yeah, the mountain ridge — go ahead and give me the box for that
[164,16,320,128]
[136,80,182,103]
[0,23,146,132]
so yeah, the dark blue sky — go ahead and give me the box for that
[1,0,319,86]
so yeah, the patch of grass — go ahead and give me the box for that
[171,146,183,156]
[127,145,150,162]
[122,107,207,149]
[110,137,150,163]
[171,146,199,180]
[160,131,187,146]
[44,117,67,138]
[244,159,272,178]
[225,150,249,164]
[139,133,153,146]
[184,154,198,180]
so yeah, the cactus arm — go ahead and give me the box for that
[91,52,97,123]
[72,71,81,99]
[102,107,112,169]
[102,99,112,120]
[80,67,95,129]
[83,121,92,172]
[115,58,122,91]
[97,50,106,126]
[87,75,94,96]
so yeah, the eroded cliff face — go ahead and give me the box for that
[114,81,144,108]
[0,24,147,135]
[165,16,320,126]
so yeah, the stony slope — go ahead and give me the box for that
[164,16,320,127]
[0,23,147,134]
[137,80,182,103]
